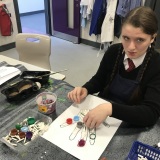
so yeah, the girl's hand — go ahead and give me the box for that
[67,87,88,103]
[83,103,112,128]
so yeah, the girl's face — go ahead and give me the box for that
[121,24,156,59]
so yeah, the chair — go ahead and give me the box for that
[15,33,51,70]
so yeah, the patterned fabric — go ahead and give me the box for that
[127,58,135,72]
[116,0,142,17]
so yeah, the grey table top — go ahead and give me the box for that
[0,63,160,160]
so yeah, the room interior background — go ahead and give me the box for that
[1,0,160,52]
[0,0,160,87]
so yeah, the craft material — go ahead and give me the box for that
[15,123,22,130]
[73,115,80,122]
[69,122,84,140]
[1,117,47,148]
[0,109,52,153]
[10,129,18,136]
[89,128,96,145]
[26,131,33,140]
[1,80,41,101]
[42,95,122,160]
[27,117,36,125]
[77,126,88,147]
[60,116,80,128]
[36,92,57,114]
[19,132,25,139]
[100,158,107,160]
[24,69,68,79]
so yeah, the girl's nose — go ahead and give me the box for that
[128,41,136,50]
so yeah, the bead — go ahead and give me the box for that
[90,133,96,140]
[100,158,107,160]
[27,117,36,125]
[78,139,86,147]
[19,132,26,139]
[73,115,80,122]
[10,129,18,136]
[15,123,22,130]
[66,118,72,124]
[26,131,33,140]
[77,122,84,129]
[21,126,29,132]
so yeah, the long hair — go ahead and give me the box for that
[101,44,123,97]
[129,42,155,104]
[123,6,158,104]
[122,6,158,35]
[102,7,158,104]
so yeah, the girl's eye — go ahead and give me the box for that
[137,38,144,43]
[123,36,129,41]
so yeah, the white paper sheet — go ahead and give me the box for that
[42,95,122,160]
[0,66,21,85]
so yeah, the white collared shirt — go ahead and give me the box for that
[123,53,146,70]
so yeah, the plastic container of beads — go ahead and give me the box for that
[36,92,57,114]
[126,141,160,160]
[0,109,52,152]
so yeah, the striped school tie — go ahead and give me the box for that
[127,58,135,72]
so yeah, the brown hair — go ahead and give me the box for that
[122,6,158,35]
[102,7,158,104]
[123,6,158,104]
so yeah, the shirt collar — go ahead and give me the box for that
[124,53,146,68]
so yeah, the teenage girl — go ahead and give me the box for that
[68,6,160,128]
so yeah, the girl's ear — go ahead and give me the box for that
[151,33,157,43]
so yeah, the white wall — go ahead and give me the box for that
[17,0,44,14]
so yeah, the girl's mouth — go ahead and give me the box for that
[128,51,136,56]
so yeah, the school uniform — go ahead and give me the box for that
[83,43,160,127]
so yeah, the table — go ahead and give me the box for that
[0,55,66,80]
[0,57,160,160]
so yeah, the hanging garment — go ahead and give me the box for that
[80,0,89,5]
[114,0,142,38]
[101,0,118,43]
[116,0,142,18]
[114,13,122,38]
[96,0,107,35]
[87,0,95,16]
[130,0,142,10]
[0,4,13,36]
[89,0,104,35]
[80,0,95,27]
[80,5,88,27]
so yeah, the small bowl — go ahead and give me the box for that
[20,71,50,85]
[36,92,57,114]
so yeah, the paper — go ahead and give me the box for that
[42,95,122,160]
[0,66,21,85]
